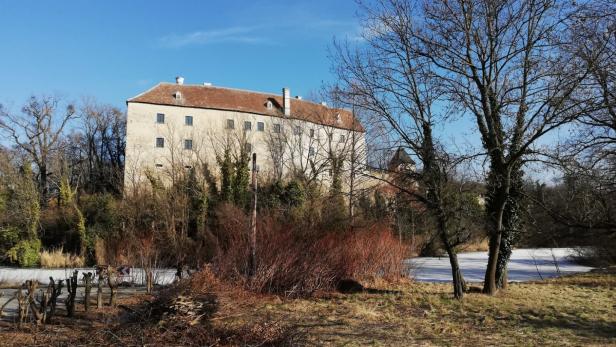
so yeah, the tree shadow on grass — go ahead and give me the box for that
[518,308,616,340]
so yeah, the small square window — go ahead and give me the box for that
[156,137,164,148]
[294,126,301,135]
[339,135,345,143]
[273,123,281,133]
[184,139,193,150]
[244,121,252,131]
[245,143,252,152]
[309,129,314,138]
[257,122,265,131]
[226,119,235,129]
[185,116,193,126]
[156,113,165,124]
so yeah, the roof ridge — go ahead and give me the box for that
[149,82,352,111]
[158,82,280,99]
[126,82,163,103]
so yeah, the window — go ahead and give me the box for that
[156,113,165,124]
[184,139,193,150]
[155,163,163,168]
[257,122,265,131]
[266,100,273,109]
[308,147,315,156]
[185,115,193,126]
[339,135,345,143]
[156,137,164,148]
[294,126,301,135]
[245,143,252,153]
[309,129,314,138]
[273,123,281,133]
[244,121,252,131]
[226,119,235,129]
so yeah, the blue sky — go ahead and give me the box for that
[0,0,360,109]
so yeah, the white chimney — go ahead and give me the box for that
[283,87,291,116]
[320,101,327,106]
[295,95,302,100]
[176,76,185,85]
[203,82,212,86]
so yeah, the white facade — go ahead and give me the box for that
[124,84,366,192]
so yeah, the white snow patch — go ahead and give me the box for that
[406,248,593,283]
[0,267,177,286]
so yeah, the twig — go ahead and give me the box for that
[530,252,544,281]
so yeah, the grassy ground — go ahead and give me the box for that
[1,272,614,346]
[218,272,616,346]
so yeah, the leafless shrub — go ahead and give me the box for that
[212,206,409,297]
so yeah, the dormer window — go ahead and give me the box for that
[174,91,182,100]
[336,113,342,124]
[266,100,274,110]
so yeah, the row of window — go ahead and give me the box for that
[155,138,193,150]
[157,113,193,126]
[226,119,266,132]
[155,137,319,156]
[227,120,346,142]
[156,114,346,142]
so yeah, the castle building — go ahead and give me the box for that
[124,77,366,192]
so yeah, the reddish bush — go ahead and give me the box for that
[212,206,409,297]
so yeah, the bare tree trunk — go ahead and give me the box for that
[484,177,510,295]
[66,270,78,317]
[39,163,48,207]
[97,274,104,309]
[47,277,63,323]
[146,269,153,294]
[248,153,257,278]
[484,231,502,295]
[438,216,466,300]
[82,272,93,312]
[17,288,27,328]
[107,269,117,307]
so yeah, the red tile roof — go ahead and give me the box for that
[128,83,364,132]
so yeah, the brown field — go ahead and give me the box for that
[1,272,614,346]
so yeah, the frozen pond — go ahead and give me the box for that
[407,248,593,282]
[0,267,177,287]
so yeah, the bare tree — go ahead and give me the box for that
[332,0,475,298]
[527,0,616,264]
[0,96,76,206]
[78,101,126,195]
[401,0,591,294]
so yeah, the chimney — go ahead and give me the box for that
[176,76,184,85]
[283,87,291,116]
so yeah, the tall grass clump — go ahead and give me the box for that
[40,248,85,268]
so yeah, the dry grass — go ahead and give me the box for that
[460,237,490,252]
[220,272,616,346]
[1,273,614,346]
[39,248,85,268]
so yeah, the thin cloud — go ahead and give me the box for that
[159,26,272,48]
[158,17,361,49]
